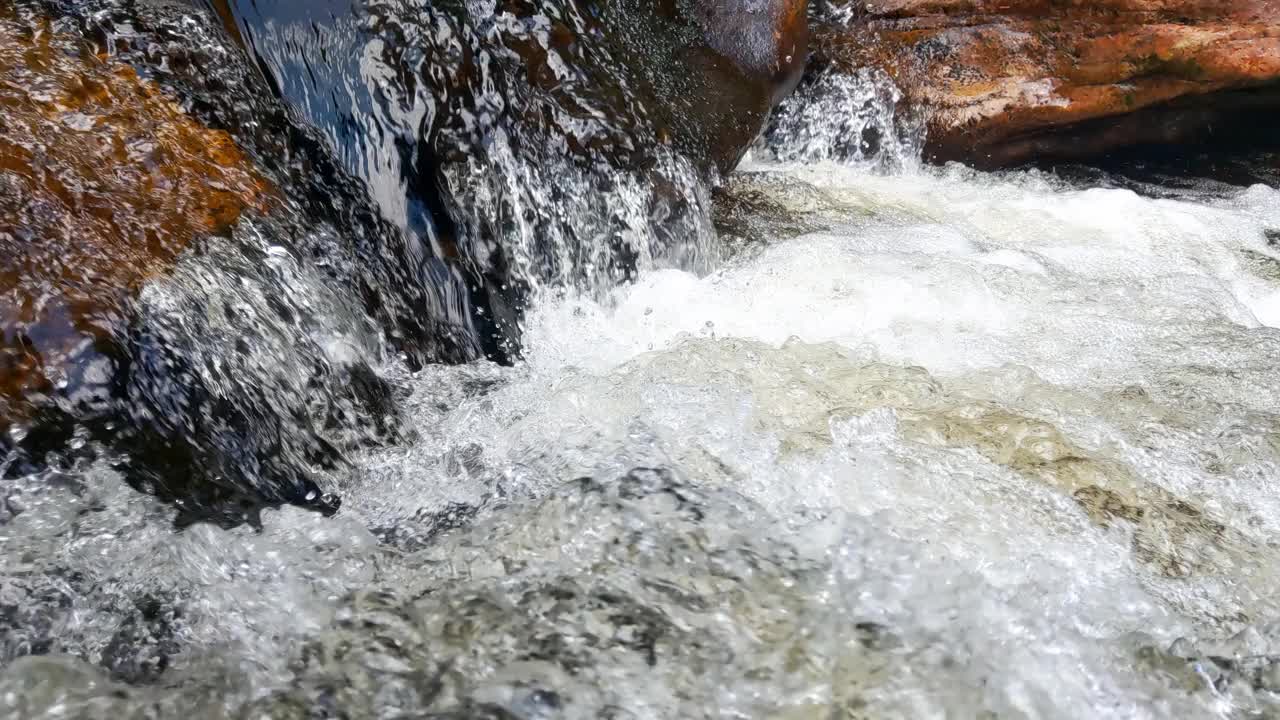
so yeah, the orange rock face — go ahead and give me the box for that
[815,0,1280,165]
[0,7,273,433]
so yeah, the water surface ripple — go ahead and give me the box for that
[3,3,1280,718]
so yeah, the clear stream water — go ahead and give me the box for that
[4,20,1280,720]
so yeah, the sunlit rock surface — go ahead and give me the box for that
[807,0,1280,166]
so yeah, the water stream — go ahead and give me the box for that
[3,2,1280,718]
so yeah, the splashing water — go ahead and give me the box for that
[220,0,719,305]
[8,161,1280,716]
[5,5,1280,719]
[761,67,925,171]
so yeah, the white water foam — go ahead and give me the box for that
[5,159,1280,718]
[322,163,1280,717]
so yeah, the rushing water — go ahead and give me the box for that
[5,3,1280,719]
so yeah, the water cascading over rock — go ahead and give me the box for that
[210,0,810,333]
[0,0,810,523]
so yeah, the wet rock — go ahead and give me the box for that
[602,0,812,174]
[218,0,808,173]
[712,173,837,252]
[0,3,416,524]
[0,4,310,518]
[53,0,812,374]
[55,0,503,366]
[808,0,1280,167]
[0,4,273,437]
[204,0,808,356]
[1138,628,1280,711]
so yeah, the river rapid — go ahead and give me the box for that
[5,14,1280,720]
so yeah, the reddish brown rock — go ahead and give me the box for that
[814,0,1280,166]
[0,8,273,436]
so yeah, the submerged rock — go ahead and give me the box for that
[65,468,860,718]
[807,0,1280,167]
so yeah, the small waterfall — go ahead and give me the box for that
[760,67,925,171]
[226,0,719,324]
[436,114,717,301]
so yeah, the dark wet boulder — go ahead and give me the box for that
[53,0,505,366]
[0,5,291,515]
[215,0,809,173]
[67,0,812,364]
[604,0,811,173]
[211,0,810,355]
